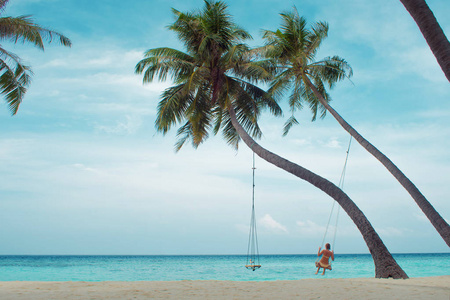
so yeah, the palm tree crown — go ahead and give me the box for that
[261,9,352,135]
[263,8,450,247]
[135,0,281,151]
[0,0,71,115]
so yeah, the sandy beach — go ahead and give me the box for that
[0,276,448,300]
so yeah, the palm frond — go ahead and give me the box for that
[233,58,275,84]
[306,74,329,120]
[313,76,329,118]
[0,16,72,49]
[0,4,71,115]
[201,0,236,50]
[232,26,252,41]
[135,47,195,83]
[227,79,265,139]
[168,9,202,54]
[0,0,9,12]
[282,115,299,136]
[0,61,32,115]
[310,56,353,88]
[287,79,304,112]
[305,21,328,59]
[211,106,224,135]
[268,69,294,101]
[174,121,194,152]
[185,84,212,146]
[221,112,240,149]
[221,43,248,67]
[156,83,191,134]
[0,45,21,64]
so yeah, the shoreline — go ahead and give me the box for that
[0,276,448,299]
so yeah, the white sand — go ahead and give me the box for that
[0,276,448,299]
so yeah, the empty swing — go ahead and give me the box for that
[245,150,261,271]
[316,136,352,270]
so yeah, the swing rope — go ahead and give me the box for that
[318,136,352,255]
[246,149,261,271]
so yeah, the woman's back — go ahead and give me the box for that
[319,249,333,265]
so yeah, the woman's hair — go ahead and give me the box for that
[325,243,331,250]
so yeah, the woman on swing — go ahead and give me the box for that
[315,243,334,275]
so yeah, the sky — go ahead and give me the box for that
[0,0,449,256]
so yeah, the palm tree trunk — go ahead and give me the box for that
[228,106,408,279]
[399,0,450,82]
[304,78,450,247]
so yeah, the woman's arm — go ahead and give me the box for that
[317,247,322,256]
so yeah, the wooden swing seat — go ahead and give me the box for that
[245,264,261,271]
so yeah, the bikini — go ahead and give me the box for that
[316,254,332,269]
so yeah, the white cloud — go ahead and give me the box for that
[296,220,327,237]
[395,46,447,83]
[376,227,408,237]
[259,214,288,234]
[416,109,450,119]
[95,115,143,135]
[325,137,341,149]
[414,213,429,223]
[292,138,311,147]
[71,163,99,173]
[40,48,142,70]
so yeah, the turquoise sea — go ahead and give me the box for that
[0,253,448,281]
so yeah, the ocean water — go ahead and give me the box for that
[0,253,448,281]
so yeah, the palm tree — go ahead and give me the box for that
[136,0,408,278]
[261,9,450,247]
[0,0,71,115]
[399,0,450,82]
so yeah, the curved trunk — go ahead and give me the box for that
[399,0,450,82]
[228,106,408,279]
[304,78,450,247]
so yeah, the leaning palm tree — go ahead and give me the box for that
[261,9,450,247]
[0,0,71,115]
[399,0,450,82]
[136,0,408,278]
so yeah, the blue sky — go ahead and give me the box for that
[0,0,449,255]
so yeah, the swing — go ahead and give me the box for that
[245,150,261,271]
[315,136,352,269]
